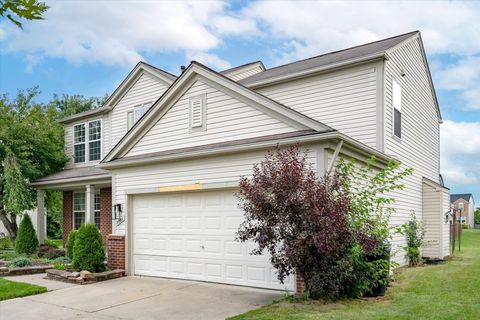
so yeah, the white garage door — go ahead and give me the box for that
[132,190,294,290]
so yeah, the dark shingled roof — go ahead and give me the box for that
[239,31,418,85]
[34,166,110,182]
[451,194,473,203]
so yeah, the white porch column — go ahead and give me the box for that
[85,184,95,224]
[36,189,46,244]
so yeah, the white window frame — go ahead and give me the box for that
[73,123,86,164]
[72,119,102,163]
[392,79,402,140]
[127,102,152,130]
[73,192,86,230]
[458,202,464,212]
[94,191,101,229]
[189,94,206,132]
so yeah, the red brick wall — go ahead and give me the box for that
[107,235,125,270]
[62,191,73,246]
[296,274,305,295]
[99,188,112,241]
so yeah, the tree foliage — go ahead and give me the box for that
[237,145,411,299]
[66,230,77,260]
[474,209,480,225]
[49,93,107,118]
[72,224,105,272]
[15,214,38,255]
[396,211,425,266]
[0,0,49,28]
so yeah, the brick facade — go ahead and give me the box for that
[106,235,126,270]
[99,188,112,241]
[62,191,73,246]
[295,275,305,295]
[62,188,112,245]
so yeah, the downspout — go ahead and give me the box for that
[327,140,344,174]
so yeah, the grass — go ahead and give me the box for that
[229,229,480,320]
[0,278,47,301]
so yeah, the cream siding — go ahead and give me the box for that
[113,147,320,234]
[256,63,379,148]
[109,73,169,149]
[383,36,441,263]
[422,182,442,258]
[441,188,451,258]
[223,64,264,81]
[126,80,298,157]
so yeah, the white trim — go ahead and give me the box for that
[72,118,103,164]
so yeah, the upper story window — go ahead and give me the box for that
[73,119,102,163]
[458,202,464,212]
[392,79,402,139]
[127,102,152,130]
[189,95,206,131]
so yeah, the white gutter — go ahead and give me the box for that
[99,131,391,170]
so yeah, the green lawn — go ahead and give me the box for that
[0,278,47,301]
[229,229,480,320]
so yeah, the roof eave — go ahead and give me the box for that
[30,173,112,187]
[243,52,387,89]
[99,131,391,170]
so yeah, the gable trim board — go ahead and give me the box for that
[59,62,176,124]
[102,61,333,162]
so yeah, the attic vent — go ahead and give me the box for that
[189,95,205,131]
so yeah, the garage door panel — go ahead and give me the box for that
[133,191,294,291]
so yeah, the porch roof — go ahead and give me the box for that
[31,166,111,189]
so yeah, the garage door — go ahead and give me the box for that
[132,190,294,290]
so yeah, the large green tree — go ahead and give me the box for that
[0,88,66,239]
[0,0,49,28]
[50,94,107,118]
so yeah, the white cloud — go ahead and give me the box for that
[435,56,480,110]
[186,51,231,70]
[0,0,255,68]
[242,1,480,62]
[24,54,42,73]
[441,120,480,185]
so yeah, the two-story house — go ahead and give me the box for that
[32,31,450,293]
[451,194,475,228]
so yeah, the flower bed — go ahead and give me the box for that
[45,268,125,284]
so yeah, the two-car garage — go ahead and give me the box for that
[131,189,294,291]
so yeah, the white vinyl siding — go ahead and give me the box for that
[256,64,379,148]
[383,36,441,264]
[125,80,298,157]
[441,188,451,257]
[109,73,169,151]
[422,182,442,258]
[224,64,265,81]
[112,146,320,235]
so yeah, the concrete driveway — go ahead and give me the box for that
[0,275,283,320]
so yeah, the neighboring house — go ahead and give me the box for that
[451,194,475,228]
[31,31,450,293]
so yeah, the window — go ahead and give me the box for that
[458,202,464,212]
[73,124,86,163]
[94,191,101,229]
[89,120,102,161]
[73,192,86,229]
[73,120,101,163]
[189,95,206,131]
[127,102,152,130]
[392,79,402,139]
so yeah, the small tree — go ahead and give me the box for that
[474,209,480,225]
[15,214,38,255]
[72,224,105,272]
[66,230,77,260]
[396,211,425,266]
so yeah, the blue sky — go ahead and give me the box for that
[1,0,480,203]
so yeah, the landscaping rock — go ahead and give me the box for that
[2,265,53,276]
[45,268,125,284]
[80,270,94,280]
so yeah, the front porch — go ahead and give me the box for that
[31,167,113,245]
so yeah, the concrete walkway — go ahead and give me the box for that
[0,275,283,320]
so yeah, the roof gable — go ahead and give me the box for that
[103,61,332,162]
[451,194,473,203]
[221,61,266,81]
[59,62,176,124]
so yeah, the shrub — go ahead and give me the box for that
[72,224,106,272]
[237,146,411,299]
[38,244,65,259]
[461,223,469,230]
[475,209,480,225]
[0,237,13,250]
[66,230,77,260]
[53,256,71,264]
[396,211,425,267]
[8,257,32,268]
[15,214,39,255]
[53,262,67,270]
[44,238,61,248]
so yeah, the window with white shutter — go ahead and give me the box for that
[189,95,206,131]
